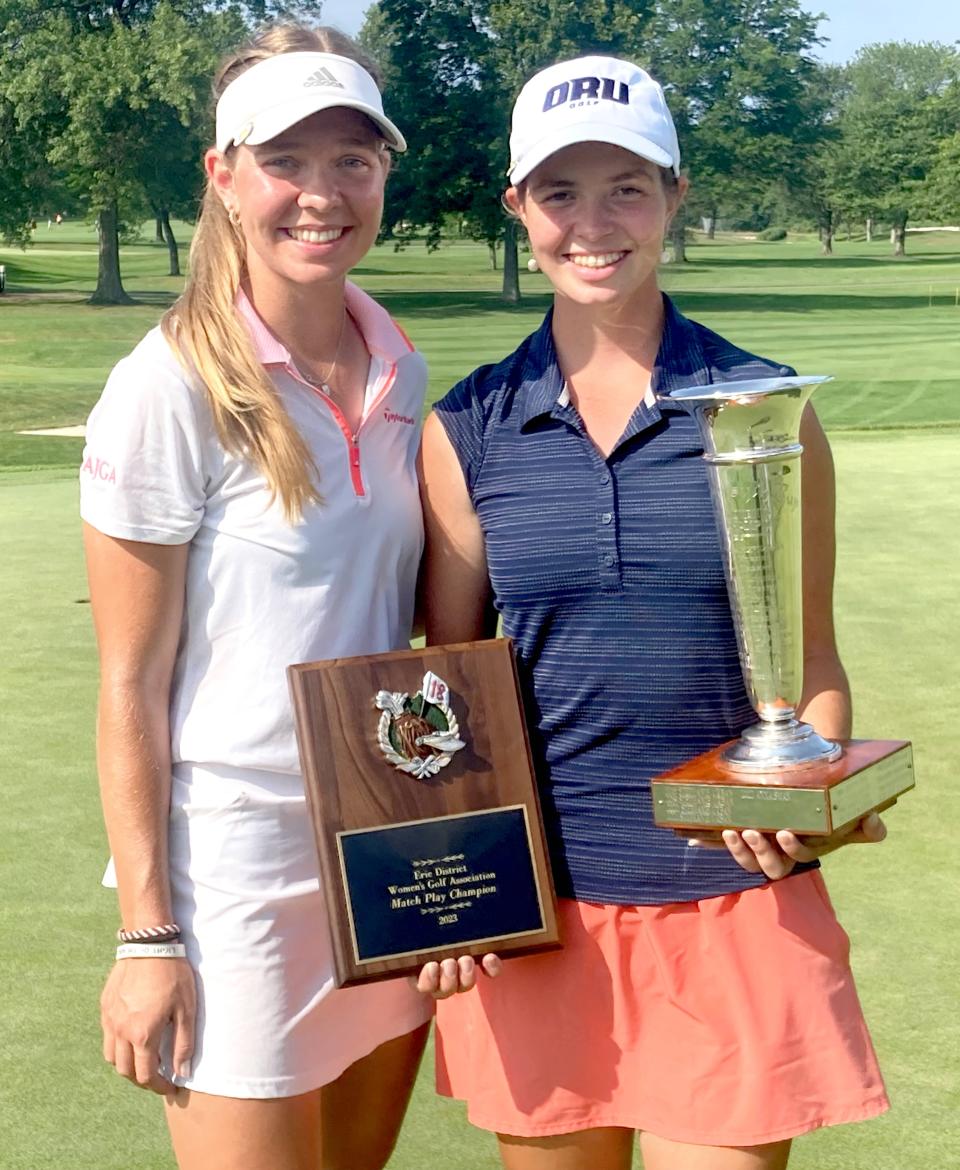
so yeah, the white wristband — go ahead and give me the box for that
[116,942,187,960]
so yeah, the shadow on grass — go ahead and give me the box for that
[352,265,433,277]
[0,291,89,304]
[343,288,943,318]
[671,290,941,313]
[354,264,520,279]
[3,286,939,317]
[109,291,180,307]
[0,288,180,307]
[373,290,554,317]
[689,251,960,271]
[0,265,83,288]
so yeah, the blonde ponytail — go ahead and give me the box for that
[161,24,384,521]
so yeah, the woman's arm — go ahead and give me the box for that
[720,406,885,879]
[84,523,196,1094]
[414,413,502,996]
[417,412,496,645]
[795,406,851,740]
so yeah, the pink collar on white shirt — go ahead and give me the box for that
[236,282,414,368]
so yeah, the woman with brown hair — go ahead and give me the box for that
[81,24,432,1170]
[419,53,888,1170]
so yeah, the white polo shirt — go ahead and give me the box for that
[80,283,426,774]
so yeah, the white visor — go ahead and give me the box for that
[215,51,406,154]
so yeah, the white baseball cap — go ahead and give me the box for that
[215,51,407,154]
[508,55,680,186]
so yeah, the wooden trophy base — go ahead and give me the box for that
[652,738,914,838]
[289,639,560,986]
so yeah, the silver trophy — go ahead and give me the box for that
[651,377,914,836]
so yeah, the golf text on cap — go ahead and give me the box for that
[543,76,631,112]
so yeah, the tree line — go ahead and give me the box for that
[1,0,958,304]
[0,0,322,301]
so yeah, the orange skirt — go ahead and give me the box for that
[435,871,888,1144]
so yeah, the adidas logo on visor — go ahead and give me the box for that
[304,66,344,89]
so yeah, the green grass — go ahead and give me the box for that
[2,228,958,1168]
[2,225,960,471]
[659,239,960,431]
[3,436,956,1168]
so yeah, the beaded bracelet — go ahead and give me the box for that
[116,923,181,944]
[116,942,187,960]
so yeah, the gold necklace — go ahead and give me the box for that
[295,309,347,395]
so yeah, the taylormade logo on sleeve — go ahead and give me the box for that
[542,76,630,112]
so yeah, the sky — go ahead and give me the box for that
[319,0,960,65]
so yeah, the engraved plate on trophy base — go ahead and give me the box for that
[652,739,914,836]
[288,639,561,987]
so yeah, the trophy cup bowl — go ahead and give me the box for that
[650,377,914,838]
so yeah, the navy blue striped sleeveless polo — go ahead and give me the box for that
[434,294,817,904]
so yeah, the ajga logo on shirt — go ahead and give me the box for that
[81,454,117,484]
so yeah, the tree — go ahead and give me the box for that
[364,0,652,301]
[918,129,960,225]
[364,0,832,281]
[487,0,650,80]
[829,42,960,256]
[362,0,509,291]
[775,64,848,256]
[644,0,827,259]
[0,96,51,246]
[124,5,240,277]
[0,0,320,302]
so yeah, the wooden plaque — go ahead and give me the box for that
[288,638,560,986]
[652,738,915,837]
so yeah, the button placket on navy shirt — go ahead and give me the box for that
[516,295,718,600]
[549,394,668,593]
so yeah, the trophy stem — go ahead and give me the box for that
[758,705,796,725]
[721,717,842,773]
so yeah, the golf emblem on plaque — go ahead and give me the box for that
[374,672,466,779]
[289,640,560,986]
[651,376,915,837]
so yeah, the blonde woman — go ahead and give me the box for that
[81,25,432,1170]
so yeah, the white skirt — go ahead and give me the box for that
[157,763,433,1098]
